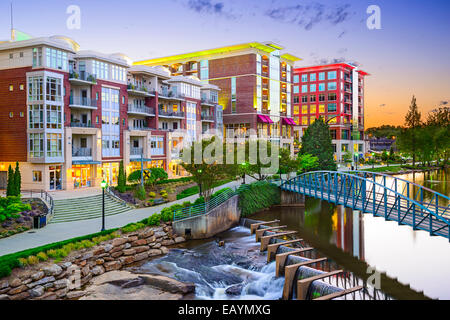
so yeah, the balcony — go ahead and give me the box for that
[129,126,155,131]
[127,84,155,97]
[344,76,352,83]
[158,90,185,101]
[201,114,215,122]
[128,104,155,116]
[70,122,95,128]
[69,96,97,110]
[201,98,217,106]
[72,147,92,158]
[130,147,143,156]
[69,72,97,85]
[158,109,185,119]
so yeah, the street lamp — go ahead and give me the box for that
[241,162,247,185]
[101,180,107,231]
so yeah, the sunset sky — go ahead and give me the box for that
[1,0,448,128]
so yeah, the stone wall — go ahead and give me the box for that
[280,190,305,206]
[0,222,185,300]
[172,195,240,240]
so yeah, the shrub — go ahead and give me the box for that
[18,258,28,267]
[134,185,146,201]
[148,192,156,198]
[0,215,5,222]
[27,255,39,265]
[182,201,191,208]
[121,222,146,233]
[146,213,161,226]
[238,181,280,217]
[193,197,205,205]
[36,252,48,262]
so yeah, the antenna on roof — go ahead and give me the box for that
[10,1,14,41]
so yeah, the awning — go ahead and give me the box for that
[257,114,268,123]
[282,118,296,126]
[130,158,153,162]
[265,115,274,124]
[72,160,102,165]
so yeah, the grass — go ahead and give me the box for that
[176,179,234,200]
[362,165,404,173]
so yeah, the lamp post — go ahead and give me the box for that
[101,180,107,231]
[241,162,247,185]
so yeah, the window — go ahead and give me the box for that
[310,84,316,92]
[293,86,299,94]
[46,48,68,71]
[29,133,44,158]
[328,82,337,90]
[46,105,62,129]
[46,133,62,157]
[342,144,349,152]
[231,77,236,113]
[319,104,325,113]
[9,85,13,91]
[310,73,316,82]
[302,105,308,114]
[330,130,337,140]
[20,84,24,90]
[294,105,300,114]
[293,96,299,104]
[9,53,13,59]
[328,71,337,80]
[310,95,316,102]
[319,72,325,81]
[302,116,308,125]
[318,83,325,91]
[310,105,317,113]
[328,103,337,112]
[301,96,308,103]
[301,74,308,82]
[301,85,308,93]
[293,75,299,83]
[200,60,209,80]
[46,77,62,101]
[319,94,325,102]
[28,76,44,101]
[151,136,165,156]
[29,105,44,129]
[32,48,42,67]
[328,93,337,101]
[32,171,42,182]
[93,60,109,80]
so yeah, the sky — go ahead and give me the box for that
[0,0,449,128]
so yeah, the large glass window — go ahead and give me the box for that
[45,48,68,71]
[293,75,299,83]
[301,85,308,93]
[328,103,337,112]
[310,84,316,92]
[328,93,337,101]
[29,133,44,158]
[46,105,62,129]
[301,74,308,82]
[319,83,325,91]
[151,136,165,156]
[32,48,42,67]
[46,77,62,102]
[102,87,120,157]
[310,73,316,82]
[46,133,62,157]
[28,76,44,101]
[328,82,337,91]
[200,60,209,80]
[231,77,237,113]
[319,72,325,81]
[328,71,337,80]
[29,105,44,129]
[93,60,109,80]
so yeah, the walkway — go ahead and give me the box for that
[0,180,243,256]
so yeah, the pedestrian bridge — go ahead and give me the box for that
[279,171,450,241]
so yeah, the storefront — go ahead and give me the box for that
[49,165,62,190]
[102,162,120,186]
[72,165,92,189]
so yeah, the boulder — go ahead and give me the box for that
[139,229,154,239]
[91,266,105,276]
[29,285,45,298]
[92,247,105,256]
[31,271,45,281]
[104,244,114,252]
[10,278,21,288]
[9,291,30,300]
[53,279,69,290]
[134,246,149,254]
[123,249,136,256]
[154,231,165,238]
[0,294,10,300]
[110,245,124,253]
[112,238,128,247]
[160,246,169,254]
[139,275,195,294]
[161,239,175,246]
[43,264,63,277]
[151,242,162,249]
[175,237,186,244]
[30,276,55,288]
[111,251,123,258]
[119,256,135,265]
[127,236,138,242]
[146,236,156,244]
[124,243,132,249]
[225,284,243,296]
[81,252,94,261]
[148,249,162,257]
[96,259,105,265]
[104,261,122,272]
[8,284,27,295]
[66,290,86,299]
[55,288,69,298]
[134,252,149,261]
[81,265,90,277]
[0,280,8,289]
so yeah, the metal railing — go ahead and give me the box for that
[158,109,185,118]
[201,114,214,121]
[69,72,97,83]
[130,147,143,156]
[16,190,55,227]
[72,147,92,157]
[173,188,237,221]
[70,122,95,128]
[69,96,98,108]
[128,104,155,115]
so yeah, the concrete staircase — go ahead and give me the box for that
[50,194,131,224]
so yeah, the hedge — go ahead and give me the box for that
[176,179,234,200]
[0,229,118,278]
[237,181,281,217]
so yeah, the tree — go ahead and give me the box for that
[117,160,126,193]
[6,165,15,197]
[145,167,168,187]
[181,137,237,201]
[300,118,337,171]
[278,147,298,175]
[342,151,353,166]
[426,106,450,165]
[404,95,422,166]
[13,162,21,196]
[297,154,319,174]
[244,139,280,181]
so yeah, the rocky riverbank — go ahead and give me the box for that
[0,222,192,300]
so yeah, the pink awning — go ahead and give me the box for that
[282,118,296,126]
[257,114,268,123]
[264,115,274,124]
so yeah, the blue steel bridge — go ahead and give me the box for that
[279,171,450,241]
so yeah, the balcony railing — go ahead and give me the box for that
[201,98,217,105]
[72,147,92,157]
[70,122,95,128]
[158,109,185,118]
[69,72,97,84]
[201,114,215,121]
[69,96,98,109]
[129,126,155,131]
[127,84,155,96]
[130,147,143,156]
[128,104,155,115]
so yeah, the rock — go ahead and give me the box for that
[61,262,72,270]
[161,239,175,246]
[132,239,147,247]
[119,256,135,265]
[43,283,54,290]
[10,278,21,288]
[124,243,132,249]
[218,241,225,247]
[175,237,186,244]
[134,246,149,253]
[134,252,149,261]
[81,252,94,261]
[148,249,162,257]
[140,275,195,294]
[92,247,105,256]
[123,249,136,256]
[0,288,10,295]
[81,274,93,286]
[79,260,87,267]
[43,264,63,277]
[30,276,55,288]
[112,238,127,247]
[81,265,90,277]
[55,271,68,280]
[53,279,68,290]
[154,231,165,238]
[104,261,122,272]
[121,278,145,289]
[0,280,8,289]
[160,246,169,254]
[91,266,105,276]
[66,291,86,299]
[29,285,45,297]
[146,236,156,244]
[225,284,243,296]
[96,259,105,265]
[110,245,124,253]
[8,284,27,295]
[111,251,123,258]
[36,292,57,300]
[9,291,30,300]
[0,294,10,300]
[127,236,138,242]
[139,229,154,239]
[151,242,162,249]
[55,288,69,298]
[104,244,113,252]
[22,278,32,285]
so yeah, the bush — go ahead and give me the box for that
[27,255,39,265]
[36,252,48,262]
[148,192,156,198]
[157,177,193,185]
[176,186,199,200]
[193,197,205,205]
[182,201,191,208]
[146,213,161,226]
[121,222,146,233]
[134,185,146,201]
[237,181,280,217]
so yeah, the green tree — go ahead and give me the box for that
[13,162,21,196]
[6,165,15,197]
[117,160,126,193]
[300,118,337,171]
[426,106,450,165]
[296,154,319,174]
[145,168,168,187]
[403,95,422,166]
[243,140,280,181]
[278,147,298,175]
[342,151,353,166]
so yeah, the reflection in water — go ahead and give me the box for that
[251,169,450,299]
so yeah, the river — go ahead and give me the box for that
[133,168,449,300]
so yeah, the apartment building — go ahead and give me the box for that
[134,42,301,152]
[293,63,369,162]
[0,35,222,191]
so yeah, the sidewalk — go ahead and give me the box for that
[0,180,243,256]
